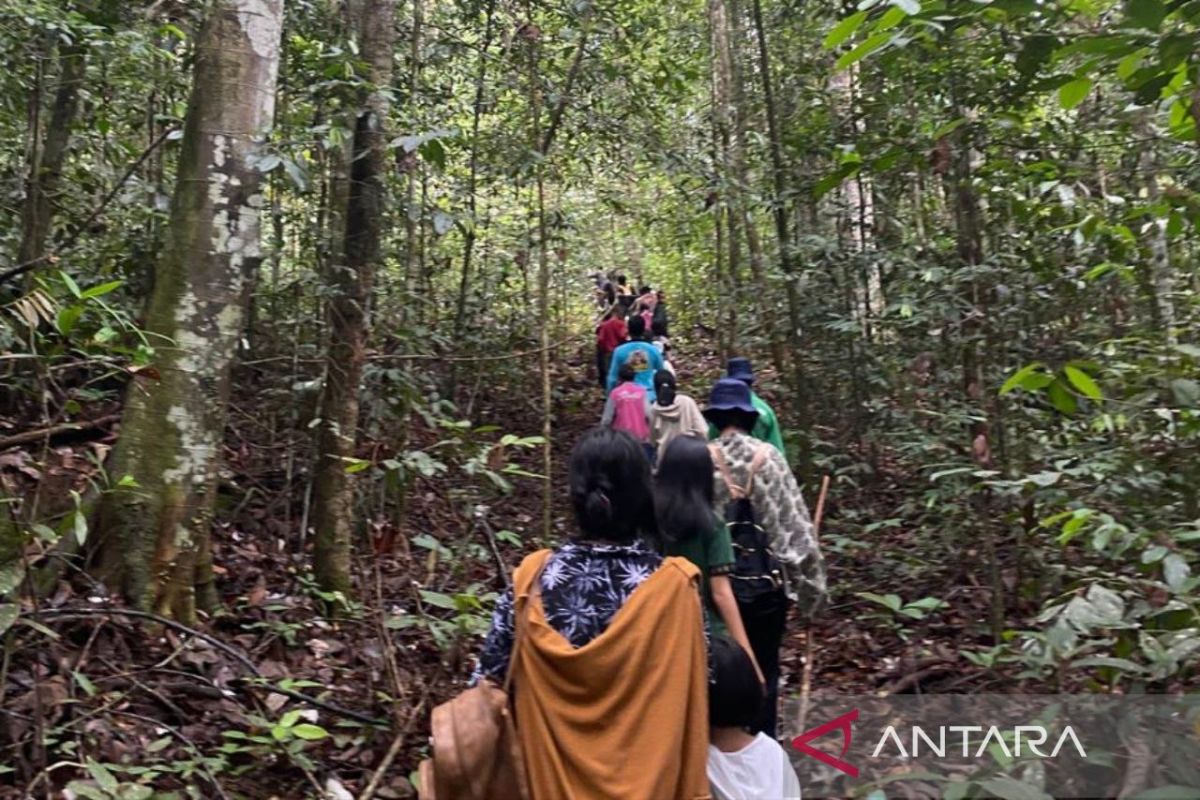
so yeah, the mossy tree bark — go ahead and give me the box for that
[311,0,397,596]
[95,0,283,622]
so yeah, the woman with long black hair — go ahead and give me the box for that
[473,427,710,800]
[655,435,764,684]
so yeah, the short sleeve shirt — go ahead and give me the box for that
[664,523,734,632]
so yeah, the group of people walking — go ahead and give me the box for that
[465,300,828,799]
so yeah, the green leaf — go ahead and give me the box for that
[1063,365,1103,401]
[890,0,920,14]
[834,31,893,71]
[1142,545,1169,563]
[1170,378,1200,407]
[1071,656,1147,673]
[1047,380,1077,415]
[291,723,329,740]
[85,759,119,792]
[56,304,85,336]
[73,669,99,696]
[280,709,302,728]
[999,362,1046,394]
[0,562,25,595]
[73,511,88,547]
[1058,509,1095,545]
[823,11,868,49]
[857,592,903,612]
[874,6,907,32]
[419,590,459,610]
[60,271,82,299]
[80,280,123,300]
[1126,0,1167,30]
[0,604,18,636]
[1016,34,1057,77]
[1058,77,1094,110]
[1163,554,1191,591]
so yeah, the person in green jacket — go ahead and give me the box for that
[706,357,786,455]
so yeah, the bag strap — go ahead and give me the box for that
[744,445,771,496]
[708,443,744,500]
[502,551,551,697]
[710,442,772,499]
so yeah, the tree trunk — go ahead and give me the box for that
[1136,116,1177,345]
[451,0,498,348]
[749,0,809,426]
[311,0,398,597]
[830,63,881,339]
[17,41,87,273]
[96,0,283,622]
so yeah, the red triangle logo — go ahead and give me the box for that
[791,708,860,778]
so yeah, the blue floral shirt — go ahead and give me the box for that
[473,539,665,683]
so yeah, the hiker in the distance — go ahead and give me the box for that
[651,289,669,338]
[606,314,664,402]
[650,370,706,463]
[616,273,635,309]
[472,427,710,800]
[602,363,654,463]
[595,304,628,389]
[707,357,786,455]
[704,377,826,738]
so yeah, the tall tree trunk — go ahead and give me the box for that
[17,41,87,274]
[96,0,284,622]
[312,0,397,596]
[451,0,498,346]
[1136,117,1177,345]
[830,63,881,339]
[402,0,423,325]
[749,0,809,429]
[711,0,786,376]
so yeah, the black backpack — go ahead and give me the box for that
[709,444,787,615]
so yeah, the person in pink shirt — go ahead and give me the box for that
[601,363,655,463]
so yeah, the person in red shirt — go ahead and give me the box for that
[595,305,628,388]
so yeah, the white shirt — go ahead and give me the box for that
[708,733,802,800]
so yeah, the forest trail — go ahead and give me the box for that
[0,329,997,800]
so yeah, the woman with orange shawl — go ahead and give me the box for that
[473,427,711,800]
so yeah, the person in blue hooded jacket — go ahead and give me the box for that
[606,314,664,402]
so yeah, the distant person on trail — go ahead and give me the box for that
[616,274,635,309]
[650,370,706,463]
[590,271,615,310]
[634,286,656,332]
[706,357,786,455]
[606,315,665,402]
[704,377,826,738]
[706,637,802,800]
[472,427,710,800]
[651,290,670,337]
[602,364,654,462]
[655,435,763,683]
[595,305,628,389]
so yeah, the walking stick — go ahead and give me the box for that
[797,474,831,736]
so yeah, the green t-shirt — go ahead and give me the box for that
[664,522,735,636]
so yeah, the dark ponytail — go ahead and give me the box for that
[569,427,657,543]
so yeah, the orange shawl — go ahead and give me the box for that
[511,549,711,800]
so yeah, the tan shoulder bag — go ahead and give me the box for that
[418,551,549,800]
